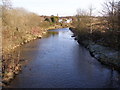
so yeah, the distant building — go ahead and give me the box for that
[58,19,63,22]
[66,19,72,23]
[58,17,72,23]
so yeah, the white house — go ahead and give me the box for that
[58,18,72,23]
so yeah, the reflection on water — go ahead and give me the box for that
[44,31,59,38]
[9,28,120,88]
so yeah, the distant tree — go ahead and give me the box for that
[102,0,119,31]
[2,0,12,9]
[50,15,59,23]
[88,5,94,33]
[45,17,52,22]
[117,1,120,30]
[74,9,90,31]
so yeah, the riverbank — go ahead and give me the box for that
[2,26,63,86]
[4,28,120,88]
[70,27,120,71]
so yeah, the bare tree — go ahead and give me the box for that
[102,0,119,31]
[117,1,120,30]
[74,9,91,31]
[2,0,12,9]
[89,5,94,33]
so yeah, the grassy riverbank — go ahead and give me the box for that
[2,26,62,86]
[2,25,63,86]
[70,0,120,70]
[1,4,64,85]
[70,26,120,71]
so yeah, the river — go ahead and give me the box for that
[8,28,120,88]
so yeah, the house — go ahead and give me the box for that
[58,17,72,23]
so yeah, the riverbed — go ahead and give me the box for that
[8,28,120,88]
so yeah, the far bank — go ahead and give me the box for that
[70,27,120,71]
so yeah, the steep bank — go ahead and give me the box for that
[2,26,62,86]
[70,27,120,71]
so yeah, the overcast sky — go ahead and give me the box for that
[12,0,107,16]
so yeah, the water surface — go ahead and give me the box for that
[9,28,120,88]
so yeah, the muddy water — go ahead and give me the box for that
[9,28,120,88]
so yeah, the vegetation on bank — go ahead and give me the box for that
[2,3,62,53]
[70,0,120,70]
[1,0,119,86]
[71,0,120,51]
[1,0,70,85]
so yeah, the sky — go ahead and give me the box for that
[12,0,106,16]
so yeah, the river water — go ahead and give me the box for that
[9,28,120,88]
